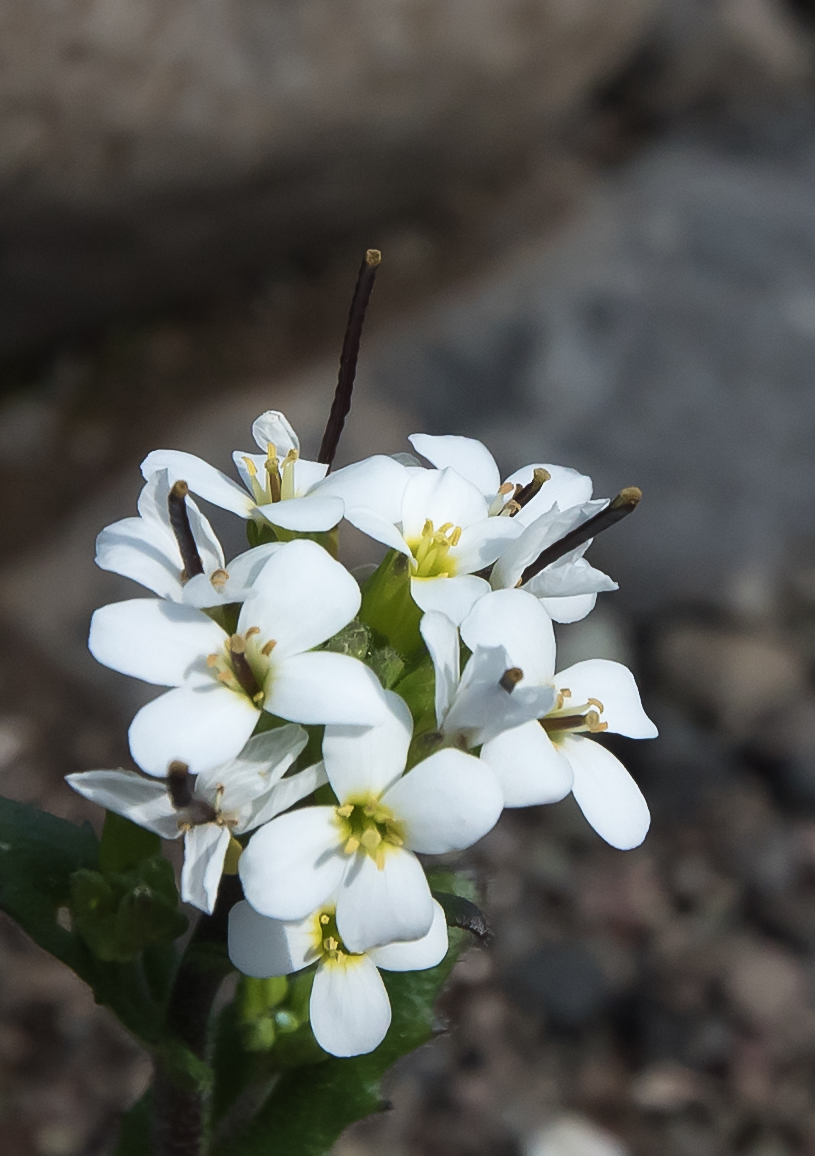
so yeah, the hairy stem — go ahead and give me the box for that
[152,876,241,1156]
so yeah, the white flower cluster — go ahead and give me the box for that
[69,410,657,1057]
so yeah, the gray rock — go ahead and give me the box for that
[369,109,815,613]
[0,0,655,355]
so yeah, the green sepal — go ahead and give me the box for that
[359,550,422,659]
[369,645,405,689]
[322,619,371,661]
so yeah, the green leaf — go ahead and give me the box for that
[0,796,172,1046]
[99,810,161,875]
[114,1090,152,1156]
[215,931,466,1156]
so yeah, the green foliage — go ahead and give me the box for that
[0,790,479,1155]
[368,645,405,689]
[322,619,371,661]
[100,810,161,874]
[359,550,423,659]
[70,856,188,962]
[0,796,178,1046]
[113,1091,152,1156]
[213,930,466,1156]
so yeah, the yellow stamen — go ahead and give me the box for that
[261,639,276,656]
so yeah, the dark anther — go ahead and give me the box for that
[168,480,205,582]
[167,761,195,808]
[318,249,381,470]
[511,467,550,513]
[167,761,218,824]
[228,635,262,700]
[432,891,493,945]
[499,667,524,693]
[520,486,642,586]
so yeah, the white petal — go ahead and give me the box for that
[504,463,593,526]
[65,770,179,839]
[554,660,658,739]
[461,588,556,687]
[408,434,501,498]
[539,592,598,623]
[312,456,410,523]
[401,468,488,542]
[254,494,344,532]
[337,848,433,951]
[564,735,651,850]
[410,574,489,625]
[342,506,411,555]
[382,748,503,853]
[419,611,460,728]
[310,955,391,1057]
[443,644,556,746]
[128,683,258,777]
[89,600,227,687]
[95,517,183,600]
[141,450,254,517]
[228,901,319,976]
[450,517,523,574]
[291,458,329,494]
[369,900,448,972]
[195,723,309,814]
[490,501,604,591]
[524,557,617,599]
[181,825,231,914]
[480,721,573,807]
[266,652,385,726]
[323,690,412,800]
[248,761,328,830]
[220,543,285,594]
[238,540,360,658]
[238,807,345,921]
[251,411,300,455]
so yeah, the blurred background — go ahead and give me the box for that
[2,1,815,1153]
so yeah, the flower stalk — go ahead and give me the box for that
[318,248,381,469]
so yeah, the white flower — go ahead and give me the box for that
[490,501,618,624]
[96,470,280,608]
[141,410,345,533]
[88,539,386,777]
[228,897,448,1057]
[419,611,557,748]
[340,461,522,624]
[66,726,324,913]
[462,589,657,850]
[409,433,617,623]
[141,411,407,537]
[238,690,503,951]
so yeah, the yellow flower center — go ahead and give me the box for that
[407,520,462,579]
[242,442,299,505]
[311,908,363,969]
[335,795,405,868]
